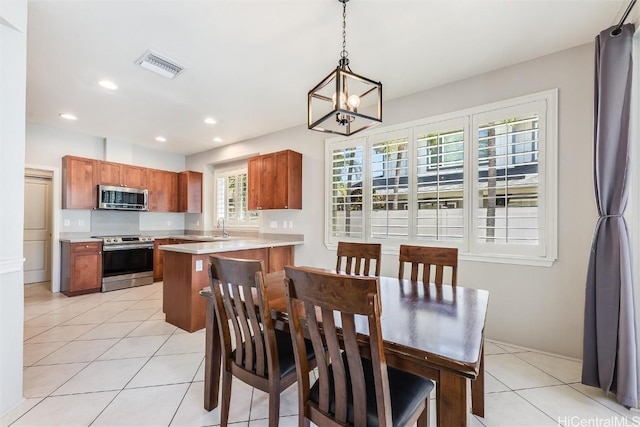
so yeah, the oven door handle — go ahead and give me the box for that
[103,243,154,251]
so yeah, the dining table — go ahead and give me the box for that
[200,270,489,427]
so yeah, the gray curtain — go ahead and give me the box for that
[582,23,639,409]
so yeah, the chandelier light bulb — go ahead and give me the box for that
[347,94,360,109]
[332,92,348,109]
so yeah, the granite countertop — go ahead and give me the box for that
[59,232,303,250]
[158,236,304,255]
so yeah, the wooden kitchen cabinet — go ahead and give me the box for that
[266,245,294,272]
[154,238,202,282]
[97,161,147,188]
[148,169,178,212]
[153,238,171,282]
[178,171,202,213]
[247,149,302,210]
[162,244,295,332]
[62,156,97,209]
[60,241,103,296]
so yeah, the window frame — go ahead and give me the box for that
[324,89,558,267]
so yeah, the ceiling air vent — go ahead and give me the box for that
[135,49,185,79]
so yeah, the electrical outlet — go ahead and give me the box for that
[270,221,278,229]
[196,220,200,226]
[78,219,84,227]
[64,219,70,227]
[288,221,294,228]
[166,220,172,226]
[282,221,288,229]
[195,260,203,272]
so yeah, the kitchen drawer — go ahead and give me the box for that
[72,242,102,253]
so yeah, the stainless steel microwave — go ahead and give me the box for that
[97,185,148,211]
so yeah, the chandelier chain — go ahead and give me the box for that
[341,0,348,59]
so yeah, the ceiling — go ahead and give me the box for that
[26,0,630,156]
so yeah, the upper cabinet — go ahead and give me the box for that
[148,169,178,212]
[62,156,97,209]
[62,155,199,212]
[178,171,203,213]
[97,161,147,188]
[247,150,302,210]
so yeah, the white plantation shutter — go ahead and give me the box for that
[216,177,225,220]
[330,142,365,239]
[415,118,467,242]
[472,99,547,256]
[215,169,258,227]
[325,90,556,265]
[369,131,410,239]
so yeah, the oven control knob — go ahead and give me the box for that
[106,238,111,243]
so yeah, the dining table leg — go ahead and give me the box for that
[471,340,485,417]
[202,292,221,411]
[437,370,470,426]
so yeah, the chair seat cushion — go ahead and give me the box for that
[232,329,314,379]
[309,353,434,427]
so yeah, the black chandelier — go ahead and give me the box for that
[307,0,382,136]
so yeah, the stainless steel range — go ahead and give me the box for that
[93,235,155,292]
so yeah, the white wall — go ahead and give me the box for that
[0,0,27,415]
[26,123,186,172]
[187,42,596,358]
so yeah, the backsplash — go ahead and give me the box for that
[91,210,139,234]
[60,210,185,234]
[139,212,185,231]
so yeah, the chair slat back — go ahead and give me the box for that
[209,255,275,378]
[284,266,393,427]
[398,245,458,285]
[336,242,382,276]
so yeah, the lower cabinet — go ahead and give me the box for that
[154,238,201,283]
[153,239,171,282]
[266,245,294,272]
[60,241,103,296]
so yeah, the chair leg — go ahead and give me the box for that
[268,391,280,427]
[220,370,232,427]
[417,398,430,427]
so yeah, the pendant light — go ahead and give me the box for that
[308,0,382,136]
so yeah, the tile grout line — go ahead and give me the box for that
[506,350,634,420]
[18,287,167,425]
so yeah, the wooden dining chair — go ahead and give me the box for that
[336,241,382,276]
[398,244,458,284]
[284,266,434,427]
[208,255,317,427]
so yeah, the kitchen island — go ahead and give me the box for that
[159,235,303,332]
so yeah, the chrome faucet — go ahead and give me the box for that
[217,217,229,238]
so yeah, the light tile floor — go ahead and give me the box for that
[3,282,639,426]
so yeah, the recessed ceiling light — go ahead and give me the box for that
[204,117,217,125]
[59,113,77,120]
[155,136,167,142]
[213,137,223,143]
[98,80,118,90]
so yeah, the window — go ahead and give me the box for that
[215,169,259,227]
[325,90,557,266]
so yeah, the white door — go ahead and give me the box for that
[23,170,53,284]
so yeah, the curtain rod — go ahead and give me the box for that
[613,0,637,34]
